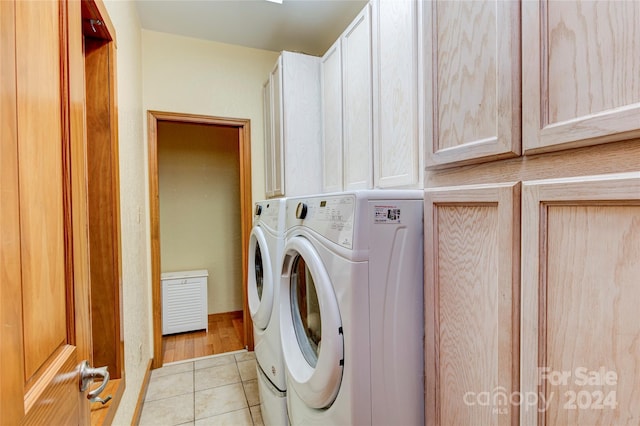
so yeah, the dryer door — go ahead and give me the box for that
[248,227,273,329]
[280,236,343,409]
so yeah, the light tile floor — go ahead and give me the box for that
[139,351,264,426]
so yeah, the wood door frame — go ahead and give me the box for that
[83,8,124,383]
[147,111,253,369]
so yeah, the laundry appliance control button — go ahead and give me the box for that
[296,202,308,219]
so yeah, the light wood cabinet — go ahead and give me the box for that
[522,1,640,154]
[372,0,421,188]
[521,173,640,425]
[425,182,520,425]
[422,0,520,168]
[426,168,640,425]
[264,51,322,198]
[424,2,640,424]
[342,3,373,190]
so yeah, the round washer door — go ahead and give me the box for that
[248,227,273,329]
[280,236,343,409]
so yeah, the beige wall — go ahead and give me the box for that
[142,30,280,204]
[158,122,243,314]
[103,1,151,425]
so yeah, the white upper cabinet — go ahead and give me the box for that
[320,4,374,192]
[321,40,343,193]
[323,1,424,192]
[263,79,275,197]
[266,59,284,197]
[422,0,521,169]
[372,0,421,188]
[342,4,374,190]
[264,51,322,198]
[522,1,640,154]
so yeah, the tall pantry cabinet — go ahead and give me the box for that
[423,1,640,425]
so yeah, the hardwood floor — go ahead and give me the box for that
[162,311,244,364]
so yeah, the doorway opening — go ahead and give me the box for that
[148,111,253,369]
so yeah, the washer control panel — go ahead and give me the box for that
[255,201,282,229]
[290,195,355,249]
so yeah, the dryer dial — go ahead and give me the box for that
[296,202,308,219]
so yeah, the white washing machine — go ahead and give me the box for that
[247,199,289,426]
[279,190,424,425]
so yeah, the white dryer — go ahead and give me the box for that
[248,199,288,425]
[279,190,424,425]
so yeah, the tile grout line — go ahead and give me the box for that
[238,356,259,426]
[239,357,253,424]
[147,355,256,425]
[235,355,252,425]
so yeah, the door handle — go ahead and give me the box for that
[79,360,112,405]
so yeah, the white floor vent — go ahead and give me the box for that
[161,269,208,335]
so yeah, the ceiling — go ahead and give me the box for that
[134,0,368,57]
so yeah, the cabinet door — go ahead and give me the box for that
[522,1,640,154]
[342,4,373,190]
[321,40,343,193]
[372,0,420,188]
[281,51,322,197]
[521,173,640,425]
[425,183,520,426]
[270,58,284,197]
[263,79,274,198]
[423,0,520,168]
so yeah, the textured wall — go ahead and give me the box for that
[103,1,152,425]
[142,29,279,204]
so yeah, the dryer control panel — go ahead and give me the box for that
[288,195,355,249]
[255,201,283,232]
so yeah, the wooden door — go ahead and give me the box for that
[522,1,640,154]
[425,182,520,426]
[422,0,520,168]
[521,172,640,425]
[0,0,92,424]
